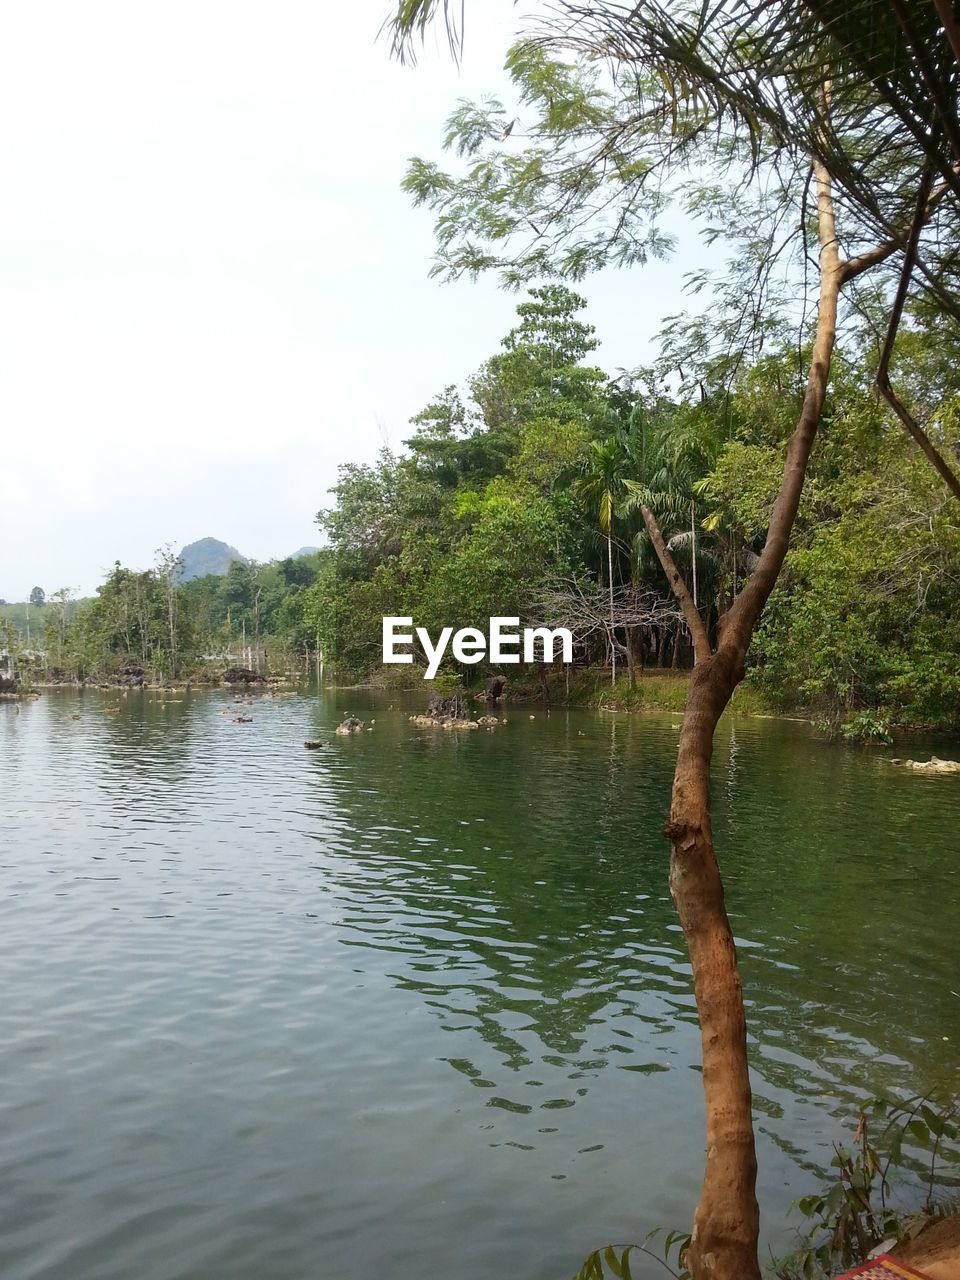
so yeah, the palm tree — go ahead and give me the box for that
[386,5,960,1276]
[574,426,639,683]
[624,403,721,663]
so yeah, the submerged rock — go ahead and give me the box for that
[304,739,324,749]
[335,716,364,736]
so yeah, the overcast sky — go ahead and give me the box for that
[0,1,706,600]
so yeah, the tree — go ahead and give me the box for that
[620,398,724,665]
[154,547,183,680]
[29,586,45,608]
[315,288,608,677]
[386,5,960,1278]
[45,588,74,670]
[575,432,637,683]
[530,575,680,654]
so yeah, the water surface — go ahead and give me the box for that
[1,688,958,1279]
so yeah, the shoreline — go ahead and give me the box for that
[7,669,959,742]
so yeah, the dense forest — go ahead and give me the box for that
[5,3,960,1279]
[2,550,328,685]
[6,283,959,736]
[379,4,960,1277]
[316,284,960,734]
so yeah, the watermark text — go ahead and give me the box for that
[383,617,573,679]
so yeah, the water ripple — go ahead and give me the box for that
[0,688,958,1279]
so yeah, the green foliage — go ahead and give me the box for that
[11,548,332,684]
[573,1229,691,1280]
[402,45,677,287]
[751,430,960,730]
[776,1096,960,1280]
[700,443,786,545]
[309,285,960,722]
[388,0,960,733]
[317,285,616,678]
[14,292,960,723]
[840,712,893,746]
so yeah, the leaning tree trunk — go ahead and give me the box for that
[641,157,842,1280]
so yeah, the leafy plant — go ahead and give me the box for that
[776,1096,959,1280]
[573,1229,692,1280]
[840,712,894,745]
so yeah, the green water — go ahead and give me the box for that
[1,687,958,1279]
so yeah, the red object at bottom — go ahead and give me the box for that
[836,1255,933,1279]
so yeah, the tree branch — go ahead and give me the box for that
[933,0,960,72]
[875,156,960,504]
[841,166,956,283]
[722,157,842,651]
[639,503,712,664]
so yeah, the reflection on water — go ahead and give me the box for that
[1,687,958,1280]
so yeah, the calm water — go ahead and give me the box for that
[1,687,958,1279]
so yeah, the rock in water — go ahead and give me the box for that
[426,693,469,721]
[222,667,265,684]
[483,674,507,703]
[898,756,960,774]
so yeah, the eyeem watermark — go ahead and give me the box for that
[383,616,573,680]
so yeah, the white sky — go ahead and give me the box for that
[0,0,706,600]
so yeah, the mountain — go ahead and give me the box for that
[288,545,321,560]
[176,538,246,582]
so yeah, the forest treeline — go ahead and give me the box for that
[6,284,960,731]
[315,284,960,733]
[380,8,960,1280]
[3,549,326,686]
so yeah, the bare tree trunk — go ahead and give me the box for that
[165,569,177,680]
[642,158,842,1280]
[254,586,262,675]
[168,592,176,678]
[538,661,549,701]
[607,531,616,686]
[691,499,699,665]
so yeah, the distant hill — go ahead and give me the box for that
[177,538,246,582]
[288,546,321,560]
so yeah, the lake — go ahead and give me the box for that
[1,686,958,1279]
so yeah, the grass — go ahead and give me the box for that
[328,660,779,717]
[505,666,774,716]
